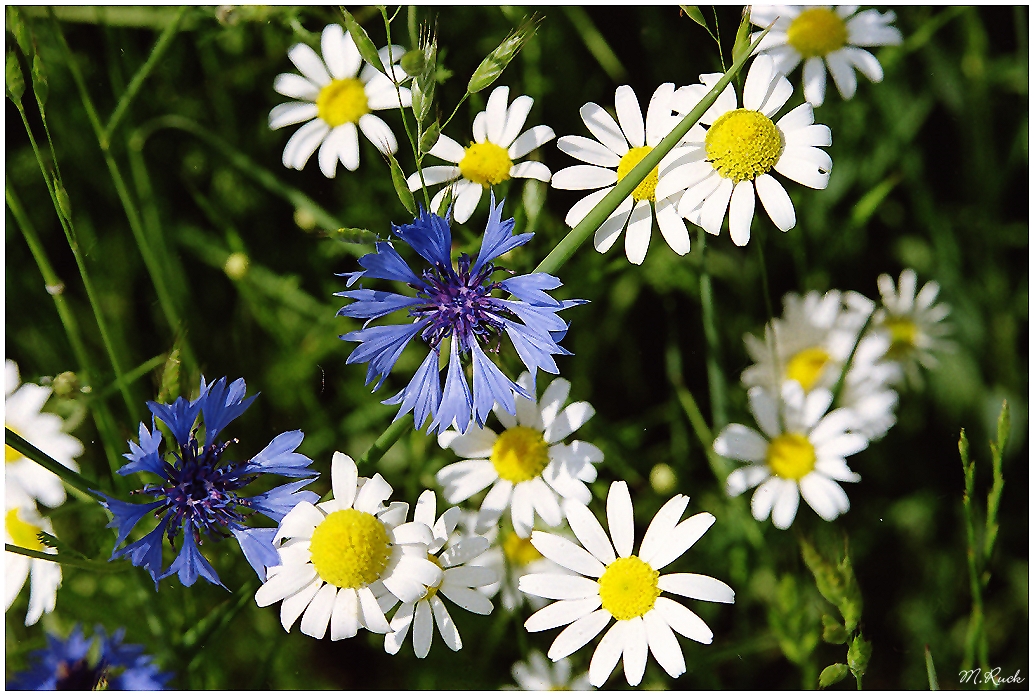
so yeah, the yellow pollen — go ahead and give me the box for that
[316,78,369,128]
[491,426,549,484]
[5,424,24,463]
[598,556,660,621]
[309,509,391,589]
[423,553,444,600]
[884,317,918,359]
[502,531,543,566]
[616,146,659,202]
[785,347,833,392]
[767,433,816,481]
[458,141,513,187]
[6,509,44,550]
[705,109,783,184]
[786,8,849,59]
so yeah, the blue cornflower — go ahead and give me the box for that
[337,195,582,434]
[99,376,318,589]
[7,624,172,690]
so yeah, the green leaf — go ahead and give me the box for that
[31,53,48,107]
[411,29,437,123]
[847,634,872,677]
[386,150,416,215]
[822,614,849,644]
[925,645,939,690]
[400,48,424,76]
[7,7,32,58]
[158,347,181,403]
[55,183,73,221]
[419,120,441,156]
[731,6,754,68]
[995,398,1010,453]
[467,15,540,94]
[339,7,385,76]
[6,48,25,103]
[681,5,707,28]
[37,531,88,560]
[329,227,376,243]
[5,544,131,573]
[819,663,850,688]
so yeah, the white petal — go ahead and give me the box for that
[274,73,319,101]
[484,85,510,144]
[713,424,769,462]
[334,122,359,172]
[431,595,462,650]
[354,472,392,513]
[728,180,755,246]
[330,587,359,640]
[531,531,607,577]
[843,46,884,83]
[552,165,618,191]
[751,172,795,232]
[475,478,513,532]
[472,111,487,143]
[500,95,535,148]
[525,596,602,632]
[274,500,324,544]
[773,154,830,190]
[655,197,691,255]
[528,477,563,528]
[638,494,689,561]
[440,460,498,504]
[647,512,715,571]
[548,609,612,661]
[300,582,337,639]
[561,189,606,232]
[558,135,622,168]
[777,102,815,132]
[438,583,494,615]
[802,56,828,106]
[655,160,713,200]
[654,596,712,644]
[438,427,497,458]
[657,573,735,603]
[826,51,858,100]
[588,620,625,687]
[593,202,633,253]
[359,113,397,155]
[510,125,556,159]
[331,452,358,508]
[623,199,653,265]
[321,24,349,80]
[453,181,483,224]
[799,473,851,520]
[644,82,676,146]
[614,85,645,148]
[622,616,649,686]
[785,124,832,148]
[438,536,491,568]
[563,499,616,564]
[280,575,323,632]
[413,598,433,658]
[725,465,771,497]
[606,481,635,558]
[269,102,318,131]
[510,160,552,182]
[511,482,536,538]
[677,171,721,218]
[318,127,344,178]
[443,564,497,589]
[748,386,782,438]
[759,74,794,118]
[815,432,868,459]
[644,609,686,679]
[742,54,775,112]
[544,401,595,444]
[358,585,392,633]
[519,573,600,601]
[288,43,331,87]
[700,177,734,236]
[579,102,629,156]
[538,378,571,430]
[429,133,466,163]
[771,481,801,529]
[815,457,862,483]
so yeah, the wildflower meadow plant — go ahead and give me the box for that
[5,5,1023,691]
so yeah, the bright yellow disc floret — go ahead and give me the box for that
[317,78,369,128]
[458,141,513,187]
[598,555,661,621]
[491,426,550,483]
[503,531,543,566]
[309,508,391,588]
[785,347,833,392]
[616,146,659,202]
[6,509,44,551]
[786,8,849,59]
[705,109,783,184]
[884,316,919,359]
[767,433,816,481]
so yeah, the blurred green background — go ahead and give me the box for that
[5,5,1027,689]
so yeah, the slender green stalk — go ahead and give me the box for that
[355,418,413,470]
[533,27,768,276]
[378,6,427,206]
[698,231,728,429]
[92,353,167,402]
[102,5,187,144]
[180,579,259,659]
[4,544,130,573]
[562,7,627,82]
[830,310,874,406]
[5,184,124,476]
[959,429,984,672]
[925,645,939,690]
[5,428,105,500]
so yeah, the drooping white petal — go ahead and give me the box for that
[358,113,397,155]
[280,575,323,632]
[728,180,756,246]
[300,582,337,639]
[588,620,625,687]
[655,197,691,256]
[452,180,484,224]
[330,587,359,640]
[548,609,612,661]
[431,595,462,651]
[771,481,801,529]
[654,596,713,644]
[826,51,858,100]
[622,616,649,686]
[643,609,687,678]
[593,201,633,253]
[802,56,828,106]
[525,595,602,632]
[623,199,653,266]
[725,464,771,497]
[700,177,734,236]
[413,598,434,658]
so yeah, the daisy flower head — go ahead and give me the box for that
[379,490,497,658]
[552,83,697,265]
[5,493,61,627]
[873,268,951,384]
[337,197,583,434]
[5,359,84,509]
[714,382,867,529]
[100,376,319,589]
[255,452,443,640]
[436,371,601,538]
[509,650,591,691]
[519,481,734,688]
[7,624,171,690]
[408,85,555,224]
[750,6,903,106]
[269,23,411,177]
[666,54,832,244]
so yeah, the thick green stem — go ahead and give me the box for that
[355,418,413,470]
[5,428,105,500]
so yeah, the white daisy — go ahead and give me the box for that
[5,360,84,509]
[509,650,591,691]
[269,23,411,177]
[714,382,867,529]
[254,452,442,640]
[552,83,696,265]
[663,54,832,244]
[750,6,903,106]
[406,85,555,224]
[379,490,497,658]
[519,481,735,688]
[437,372,601,539]
[873,268,951,384]
[5,492,61,626]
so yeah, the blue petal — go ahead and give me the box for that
[335,270,366,287]
[118,420,166,477]
[245,478,320,522]
[239,430,313,478]
[382,348,442,430]
[229,526,280,582]
[147,394,202,447]
[470,193,534,277]
[335,289,425,325]
[499,273,563,307]
[431,338,473,434]
[342,321,426,389]
[100,495,164,550]
[392,208,453,268]
[503,320,561,377]
[493,298,569,334]
[357,241,424,285]
[111,518,169,589]
[160,521,225,589]
[200,376,257,448]
[469,340,530,426]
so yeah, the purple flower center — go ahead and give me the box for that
[411,254,508,353]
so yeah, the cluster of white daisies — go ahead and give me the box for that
[270,8,900,264]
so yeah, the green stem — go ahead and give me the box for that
[179,579,259,659]
[830,310,874,406]
[533,27,768,276]
[92,353,167,402]
[4,544,131,573]
[5,428,105,500]
[355,417,413,470]
[959,430,983,672]
[698,231,728,430]
[102,5,188,144]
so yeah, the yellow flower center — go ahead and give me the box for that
[884,316,918,359]
[616,146,659,202]
[786,8,849,59]
[458,141,513,187]
[423,553,444,600]
[5,424,24,464]
[705,109,783,184]
[316,78,369,128]
[491,426,549,484]
[785,347,833,392]
[598,555,661,621]
[766,433,816,481]
[502,531,543,566]
[6,508,44,550]
[309,509,391,589]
